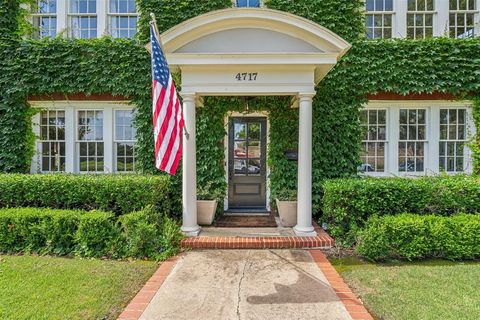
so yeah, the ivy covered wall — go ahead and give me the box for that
[0,0,479,214]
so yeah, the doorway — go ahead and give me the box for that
[227,117,267,211]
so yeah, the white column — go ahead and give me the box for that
[181,93,200,236]
[294,93,316,237]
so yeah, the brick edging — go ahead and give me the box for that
[117,256,179,320]
[181,229,334,250]
[309,250,374,320]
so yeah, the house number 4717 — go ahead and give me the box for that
[235,73,258,81]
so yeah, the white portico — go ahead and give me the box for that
[159,8,351,236]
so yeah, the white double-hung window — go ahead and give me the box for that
[115,109,136,172]
[439,108,467,172]
[449,0,477,38]
[407,0,435,39]
[69,0,97,38]
[38,110,66,172]
[360,109,387,173]
[32,0,57,38]
[108,0,138,38]
[33,103,137,173]
[77,110,104,172]
[365,0,394,39]
[398,108,427,173]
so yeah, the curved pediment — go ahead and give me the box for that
[161,8,350,56]
[176,28,323,54]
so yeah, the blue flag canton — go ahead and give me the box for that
[151,25,170,88]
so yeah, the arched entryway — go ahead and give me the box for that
[159,8,351,236]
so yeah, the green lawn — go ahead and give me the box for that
[331,257,480,320]
[0,255,158,320]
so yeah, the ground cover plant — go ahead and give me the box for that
[331,257,480,320]
[0,254,158,320]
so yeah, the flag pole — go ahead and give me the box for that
[149,13,190,139]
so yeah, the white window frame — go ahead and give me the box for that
[68,0,98,39]
[398,107,429,174]
[360,108,388,175]
[35,109,66,172]
[107,0,139,38]
[76,109,105,173]
[448,0,479,38]
[438,106,470,173]
[365,0,395,39]
[363,100,475,177]
[114,107,137,172]
[232,0,263,8]
[31,0,57,39]
[406,0,437,39]
[30,101,134,174]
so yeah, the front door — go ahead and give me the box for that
[228,117,267,209]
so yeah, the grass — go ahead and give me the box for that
[331,257,480,320]
[0,254,158,320]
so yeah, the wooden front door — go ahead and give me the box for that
[228,117,267,209]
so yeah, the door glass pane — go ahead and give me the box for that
[248,159,261,175]
[248,140,261,158]
[248,123,260,140]
[234,159,247,175]
[234,123,246,140]
[234,141,246,158]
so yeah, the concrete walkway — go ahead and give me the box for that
[139,250,352,320]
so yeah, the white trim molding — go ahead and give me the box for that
[362,100,476,177]
[29,100,135,174]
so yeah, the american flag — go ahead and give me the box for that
[150,24,184,175]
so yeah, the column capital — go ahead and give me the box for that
[180,92,197,102]
[297,92,316,102]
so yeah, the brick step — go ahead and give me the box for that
[181,231,334,250]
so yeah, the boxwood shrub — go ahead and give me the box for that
[0,207,183,259]
[0,208,117,256]
[322,175,480,245]
[119,206,183,259]
[0,174,174,216]
[357,214,480,261]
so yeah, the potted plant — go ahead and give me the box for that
[196,184,221,226]
[275,189,297,227]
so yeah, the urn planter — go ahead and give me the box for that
[275,199,297,227]
[197,200,218,225]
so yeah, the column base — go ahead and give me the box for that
[293,225,317,237]
[181,225,201,237]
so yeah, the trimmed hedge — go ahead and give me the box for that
[0,208,117,256]
[322,176,480,245]
[0,174,173,216]
[119,206,183,259]
[0,207,183,259]
[357,214,480,261]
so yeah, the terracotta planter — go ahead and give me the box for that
[275,199,297,227]
[197,200,218,226]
